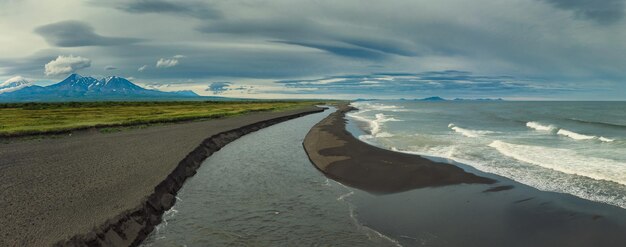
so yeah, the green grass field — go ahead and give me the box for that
[0,101,322,136]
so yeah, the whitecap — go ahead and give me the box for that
[527,121,615,142]
[526,121,557,132]
[599,136,615,142]
[448,123,495,138]
[556,129,595,140]
[348,112,399,138]
[350,102,409,112]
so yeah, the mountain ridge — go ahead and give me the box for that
[0,74,202,102]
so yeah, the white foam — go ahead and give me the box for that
[488,140,626,186]
[350,102,409,112]
[448,123,494,138]
[347,112,372,124]
[358,134,374,142]
[599,136,615,142]
[364,135,626,209]
[526,121,556,132]
[556,129,595,140]
[376,132,394,138]
[527,121,616,143]
[337,191,354,201]
[333,182,403,247]
[348,111,399,138]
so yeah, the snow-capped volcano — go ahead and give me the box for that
[0,76,32,94]
[0,74,200,102]
[47,74,147,94]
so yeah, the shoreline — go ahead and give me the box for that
[303,103,626,246]
[303,104,495,194]
[0,106,325,246]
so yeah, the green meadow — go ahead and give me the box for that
[0,101,322,136]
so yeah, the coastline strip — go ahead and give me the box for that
[303,104,495,194]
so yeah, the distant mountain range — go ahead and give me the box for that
[419,96,446,101]
[400,96,504,101]
[0,74,202,102]
[353,97,504,102]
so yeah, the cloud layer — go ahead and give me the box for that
[542,0,625,24]
[156,58,178,68]
[272,70,569,98]
[0,0,625,99]
[35,20,142,47]
[114,0,221,19]
[44,55,91,76]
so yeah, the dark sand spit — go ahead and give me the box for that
[0,106,324,247]
[303,104,495,193]
[304,104,626,247]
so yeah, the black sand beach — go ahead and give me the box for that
[303,104,495,193]
[0,106,323,246]
[304,104,626,246]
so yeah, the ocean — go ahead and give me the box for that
[348,101,626,209]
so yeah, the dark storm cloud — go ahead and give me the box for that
[542,0,625,24]
[275,41,388,60]
[413,70,514,82]
[34,20,142,47]
[205,82,231,94]
[198,17,418,58]
[196,17,319,37]
[338,38,418,57]
[115,0,221,19]
[197,14,470,60]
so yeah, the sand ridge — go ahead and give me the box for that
[303,104,495,194]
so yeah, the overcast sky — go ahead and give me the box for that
[1,0,625,100]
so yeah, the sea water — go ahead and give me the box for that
[348,101,626,209]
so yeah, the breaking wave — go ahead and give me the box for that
[448,123,495,138]
[526,121,557,132]
[489,140,626,186]
[350,102,410,112]
[348,112,400,138]
[526,121,615,142]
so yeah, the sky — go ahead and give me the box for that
[0,0,625,100]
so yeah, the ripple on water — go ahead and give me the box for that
[141,110,399,247]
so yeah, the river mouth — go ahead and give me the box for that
[141,108,398,246]
[142,102,626,247]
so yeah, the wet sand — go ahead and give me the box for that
[304,104,626,246]
[0,106,323,246]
